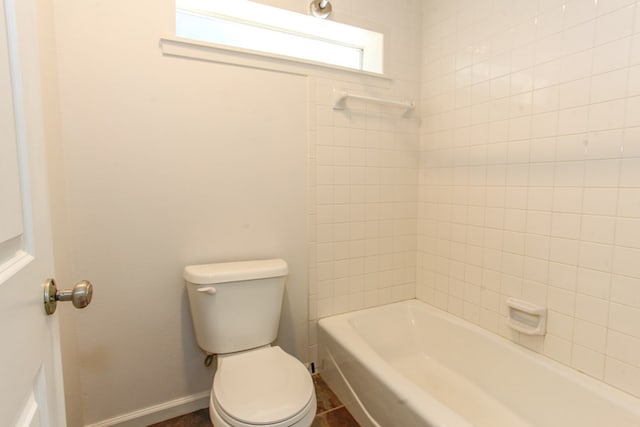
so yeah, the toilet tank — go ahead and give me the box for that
[184,259,288,354]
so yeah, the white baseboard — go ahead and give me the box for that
[86,391,210,427]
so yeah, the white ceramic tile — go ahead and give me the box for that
[585,129,624,160]
[632,34,640,64]
[595,5,636,46]
[523,257,549,284]
[562,21,596,55]
[557,106,589,135]
[592,37,631,74]
[613,246,640,278]
[548,285,577,315]
[607,329,640,366]
[559,50,592,83]
[526,210,552,235]
[536,33,564,64]
[579,241,613,272]
[503,231,526,254]
[535,58,563,88]
[563,0,597,28]
[580,215,616,244]
[556,134,588,161]
[501,274,523,298]
[502,252,525,277]
[558,78,591,109]
[575,293,609,325]
[626,96,640,128]
[611,274,640,307]
[537,6,565,37]
[547,309,575,340]
[555,161,585,187]
[605,357,640,397]
[507,140,531,164]
[618,188,640,217]
[597,0,636,16]
[491,75,511,99]
[511,46,535,73]
[528,187,554,211]
[588,99,626,131]
[531,112,559,138]
[333,294,349,314]
[609,302,640,337]
[577,267,612,299]
[502,207,525,232]
[544,334,572,364]
[592,70,629,104]
[509,94,532,121]
[554,187,584,213]
[572,344,606,379]
[532,86,559,113]
[520,334,545,352]
[524,232,549,258]
[582,188,618,215]
[529,163,555,185]
[615,218,640,248]
[506,165,529,187]
[508,116,532,141]
[630,66,640,97]
[551,212,581,239]
[317,297,333,318]
[550,262,579,292]
[584,159,620,187]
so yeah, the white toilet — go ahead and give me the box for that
[184,259,316,427]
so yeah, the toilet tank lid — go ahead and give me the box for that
[183,259,288,285]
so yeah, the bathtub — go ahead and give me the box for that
[318,299,640,427]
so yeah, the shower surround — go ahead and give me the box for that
[417,0,640,399]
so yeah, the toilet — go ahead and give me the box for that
[184,259,316,427]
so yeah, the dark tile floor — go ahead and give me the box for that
[148,374,360,427]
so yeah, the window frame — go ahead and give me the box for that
[175,0,384,75]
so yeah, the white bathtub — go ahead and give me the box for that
[318,299,640,427]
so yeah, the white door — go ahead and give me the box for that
[0,0,66,425]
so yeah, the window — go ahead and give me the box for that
[175,0,384,74]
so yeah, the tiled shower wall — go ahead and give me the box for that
[307,0,422,363]
[418,0,640,397]
[308,84,421,362]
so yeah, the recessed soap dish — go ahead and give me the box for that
[506,297,547,336]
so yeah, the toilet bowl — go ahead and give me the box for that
[209,346,316,427]
[184,259,316,427]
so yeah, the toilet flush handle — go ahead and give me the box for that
[197,287,217,295]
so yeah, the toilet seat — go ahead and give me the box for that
[211,390,315,427]
[212,346,315,426]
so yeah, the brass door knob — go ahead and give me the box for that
[44,279,93,315]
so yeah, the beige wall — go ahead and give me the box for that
[52,1,308,424]
[418,0,640,399]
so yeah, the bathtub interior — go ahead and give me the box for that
[319,327,454,427]
[346,303,528,427]
[322,300,640,427]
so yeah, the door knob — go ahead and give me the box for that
[44,278,93,315]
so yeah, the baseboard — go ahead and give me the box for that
[86,391,210,427]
